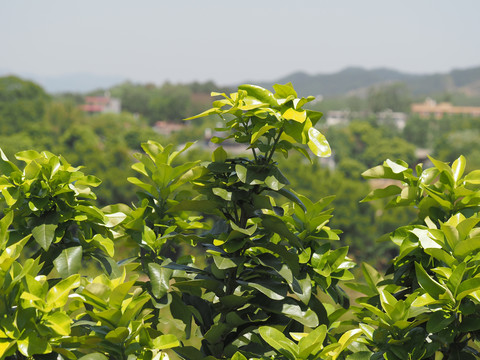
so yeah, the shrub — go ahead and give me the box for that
[1,84,480,359]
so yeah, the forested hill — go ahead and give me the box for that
[256,65,480,97]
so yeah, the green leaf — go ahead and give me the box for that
[251,124,275,143]
[0,148,20,175]
[346,351,374,360]
[447,262,466,298]
[78,354,109,360]
[152,334,180,350]
[415,262,446,298]
[0,340,15,359]
[452,155,466,183]
[238,84,278,107]
[425,248,456,266]
[330,329,363,360]
[411,228,442,250]
[184,107,220,120]
[456,277,480,301]
[0,211,13,245]
[204,323,232,345]
[212,146,227,162]
[283,108,307,123]
[75,175,102,187]
[426,311,455,333]
[385,159,409,174]
[239,280,287,300]
[265,175,284,191]
[213,255,237,270]
[464,170,480,184]
[32,222,58,251]
[174,346,205,360]
[259,326,298,359]
[454,236,480,258]
[148,262,173,299]
[92,234,115,257]
[104,212,127,228]
[230,221,257,236]
[15,150,41,162]
[263,299,319,327]
[231,352,248,360]
[118,293,150,327]
[105,327,129,343]
[17,334,50,356]
[53,246,83,277]
[262,214,302,248]
[428,155,453,175]
[212,187,232,201]
[276,188,306,212]
[298,325,327,358]
[307,127,331,157]
[361,185,402,202]
[46,274,81,309]
[44,312,72,336]
[273,83,298,99]
[235,164,247,183]
[362,164,406,180]
[362,263,383,293]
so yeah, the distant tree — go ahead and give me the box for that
[367,82,411,113]
[326,120,416,168]
[0,75,50,133]
[110,81,153,116]
[148,83,192,123]
[434,129,480,171]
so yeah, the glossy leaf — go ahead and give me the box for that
[78,354,109,360]
[456,277,480,300]
[307,127,331,157]
[298,324,327,358]
[415,262,446,298]
[53,246,82,277]
[46,274,81,308]
[231,352,248,360]
[32,222,58,250]
[259,326,298,359]
[148,262,173,299]
[152,334,180,350]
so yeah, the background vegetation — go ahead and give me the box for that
[1,74,480,267]
[2,81,480,359]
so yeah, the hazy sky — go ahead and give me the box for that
[2,0,480,85]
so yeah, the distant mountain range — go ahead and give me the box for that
[2,65,480,98]
[0,69,126,93]
[257,66,480,98]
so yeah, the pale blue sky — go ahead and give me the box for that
[1,0,479,85]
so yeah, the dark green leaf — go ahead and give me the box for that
[426,311,455,333]
[148,262,173,299]
[415,262,446,298]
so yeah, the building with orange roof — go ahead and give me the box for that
[411,98,480,119]
[80,92,121,114]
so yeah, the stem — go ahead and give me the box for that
[266,128,284,164]
[241,118,258,162]
[252,147,258,162]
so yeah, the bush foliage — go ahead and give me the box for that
[1,83,480,359]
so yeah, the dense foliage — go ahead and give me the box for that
[3,75,480,266]
[2,82,480,359]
